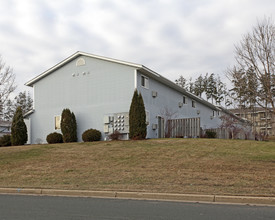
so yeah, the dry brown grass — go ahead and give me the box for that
[0,138,274,196]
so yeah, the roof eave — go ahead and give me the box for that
[139,66,219,110]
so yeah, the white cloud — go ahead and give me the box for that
[0,0,274,94]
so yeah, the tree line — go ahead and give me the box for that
[175,17,274,136]
[175,73,230,106]
[0,56,33,122]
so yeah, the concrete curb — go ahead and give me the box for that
[0,188,274,206]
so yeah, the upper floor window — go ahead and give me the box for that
[145,111,150,125]
[55,115,61,130]
[183,96,187,104]
[192,100,196,108]
[141,75,149,89]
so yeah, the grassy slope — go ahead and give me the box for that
[0,139,274,196]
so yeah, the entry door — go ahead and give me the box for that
[158,116,165,138]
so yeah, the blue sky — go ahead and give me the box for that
[0,0,274,93]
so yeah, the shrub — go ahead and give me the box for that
[82,129,101,142]
[109,131,121,140]
[0,135,11,147]
[11,107,28,146]
[129,90,147,140]
[61,108,77,143]
[46,132,63,144]
[205,130,217,138]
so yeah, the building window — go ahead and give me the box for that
[55,116,61,130]
[192,100,196,108]
[213,111,215,117]
[183,96,187,104]
[141,75,149,89]
[145,111,150,125]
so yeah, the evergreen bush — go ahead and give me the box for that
[205,130,217,138]
[137,93,147,139]
[46,132,63,144]
[61,108,77,142]
[11,107,28,146]
[0,135,11,147]
[129,90,147,140]
[82,129,101,142]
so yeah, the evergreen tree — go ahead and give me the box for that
[175,75,187,89]
[129,90,139,139]
[205,73,217,104]
[1,91,33,121]
[137,93,147,139]
[4,99,14,121]
[245,67,258,107]
[71,112,78,142]
[187,77,194,93]
[129,90,147,139]
[194,75,204,97]
[61,108,77,142]
[229,68,247,108]
[215,75,227,105]
[14,91,33,115]
[11,107,27,146]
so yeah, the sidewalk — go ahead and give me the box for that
[0,187,274,206]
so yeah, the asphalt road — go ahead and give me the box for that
[0,194,274,220]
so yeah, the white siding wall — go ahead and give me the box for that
[136,72,221,138]
[29,56,135,144]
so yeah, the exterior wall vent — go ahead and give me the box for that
[76,58,85,66]
[152,91,157,97]
[152,124,157,130]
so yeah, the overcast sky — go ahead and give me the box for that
[0,0,274,94]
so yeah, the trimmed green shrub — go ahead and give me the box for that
[82,129,101,142]
[0,135,11,147]
[11,107,28,146]
[46,132,63,144]
[137,93,147,139]
[129,90,147,140]
[61,108,77,143]
[205,130,217,138]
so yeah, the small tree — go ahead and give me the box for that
[220,114,242,139]
[129,90,147,139]
[137,93,147,139]
[61,108,77,142]
[11,107,27,146]
[175,75,187,89]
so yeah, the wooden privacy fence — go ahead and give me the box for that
[167,118,200,138]
[167,118,253,139]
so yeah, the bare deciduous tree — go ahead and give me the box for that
[220,114,243,139]
[227,17,275,136]
[0,56,16,116]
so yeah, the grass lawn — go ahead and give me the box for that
[0,139,274,196]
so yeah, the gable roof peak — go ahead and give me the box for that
[25,51,143,87]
